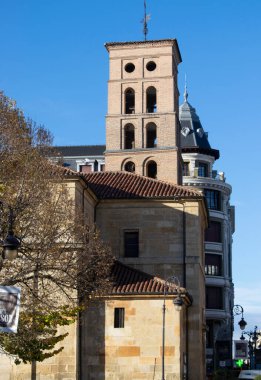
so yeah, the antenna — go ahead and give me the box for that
[141,0,150,41]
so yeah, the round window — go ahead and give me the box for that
[125,63,135,73]
[124,161,135,173]
[146,61,157,71]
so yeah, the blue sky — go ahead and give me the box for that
[1,0,260,338]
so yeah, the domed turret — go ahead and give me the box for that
[180,86,219,160]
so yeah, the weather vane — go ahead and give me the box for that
[141,0,151,41]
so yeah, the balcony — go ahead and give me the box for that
[183,168,226,182]
[183,168,232,194]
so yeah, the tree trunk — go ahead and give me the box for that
[31,360,36,380]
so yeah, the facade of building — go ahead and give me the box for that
[79,171,207,380]
[54,145,105,173]
[180,87,235,372]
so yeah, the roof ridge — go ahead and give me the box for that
[54,144,105,148]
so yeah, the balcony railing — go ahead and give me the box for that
[183,168,226,182]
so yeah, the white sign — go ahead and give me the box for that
[0,286,21,333]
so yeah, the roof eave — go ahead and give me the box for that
[104,39,182,63]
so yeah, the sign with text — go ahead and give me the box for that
[0,286,21,333]
[234,340,248,360]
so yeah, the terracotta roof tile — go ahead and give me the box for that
[83,171,202,200]
[110,261,182,295]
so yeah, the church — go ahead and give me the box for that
[57,38,234,378]
[74,38,208,380]
[1,36,235,380]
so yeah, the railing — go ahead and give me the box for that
[183,168,226,182]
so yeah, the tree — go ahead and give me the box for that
[0,91,114,365]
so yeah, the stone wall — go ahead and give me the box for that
[0,324,77,380]
[95,198,207,379]
[81,298,185,380]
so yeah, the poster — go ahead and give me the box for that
[0,286,21,333]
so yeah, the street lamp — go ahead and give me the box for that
[0,203,20,263]
[233,304,247,331]
[162,275,183,380]
[241,326,261,369]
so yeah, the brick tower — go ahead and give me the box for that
[104,39,183,184]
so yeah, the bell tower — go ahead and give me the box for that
[104,39,183,184]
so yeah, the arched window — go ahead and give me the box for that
[146,86,157,113]
[147,160,157,179]
[124,124,135,149]
[146,123,157,148]
[125,88,135,114]
[124,161,135,173]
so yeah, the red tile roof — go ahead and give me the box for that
[82,171,202,200]
[110,261,187,297]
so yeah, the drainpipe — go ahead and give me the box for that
[174,197,188,379]
[77,186,87,380]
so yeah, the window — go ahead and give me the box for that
[198,162,208,177]
[125,63,135,73]
[206,320,214,348]
[124,230,139,257]
[124,124,135,149]
[100,164,105,172]
[183,162,189,176]
[146,123,157,148]
[146,61,156,71]
[114,308,125,328]
[204,189,221,211]
[124,161,135,173]
[125,88,135,114]
[147,160,157,179]
[94,160,98,172]
[205,254,222,276]
[80,164,92,173]
[228,244,232,278]
[205,221,222,242]
[146,86,157,113]
[206,286,223,309]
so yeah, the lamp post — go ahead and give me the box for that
[229,305,247,368]
[162,275,183,380]
[241,326,261,369]
[0,203,20,265]
[233,305,247,331]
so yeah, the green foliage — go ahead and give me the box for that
[254,376,261,380]
[0,90,114,365]
[0,306,80,364]
[213,368,238,380]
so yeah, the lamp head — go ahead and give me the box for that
[173,296,183,311]
[2,232,20,260]
[238,317,247,331]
